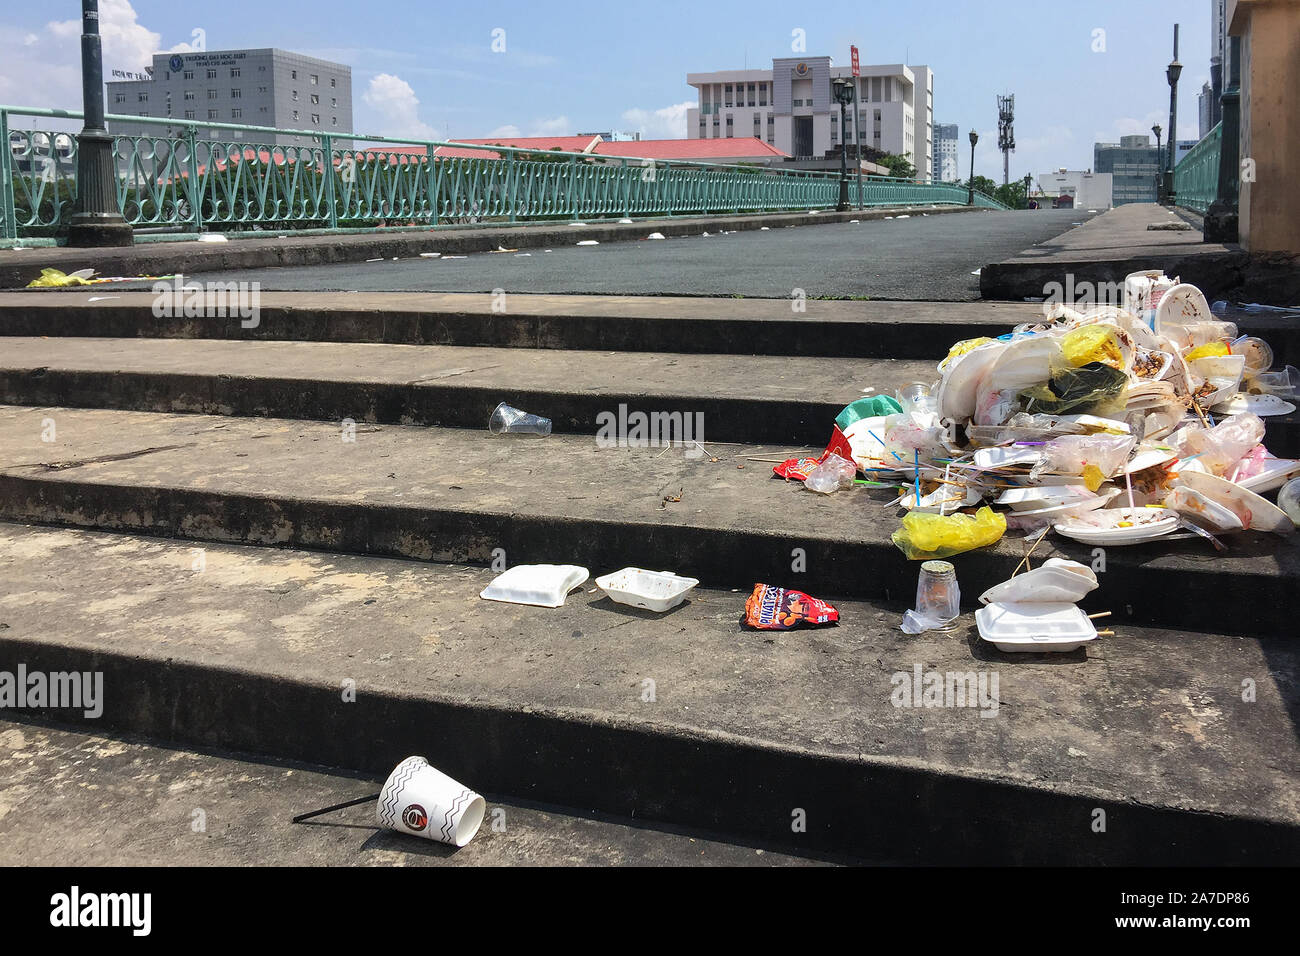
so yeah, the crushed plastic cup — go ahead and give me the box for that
[376,756,486,847]
[803,453,857,494]
[901,560,961,634]
[488,402,552,436]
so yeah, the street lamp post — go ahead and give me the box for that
[1151,124,1163,202]
[1164,24,1183,206]
[68,0,132,246]
[832,77,853,211]
[967,129,978,206]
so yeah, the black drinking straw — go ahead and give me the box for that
[292,792,382,824]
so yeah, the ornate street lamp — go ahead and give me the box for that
[1151,124,1163,202]
[832,77,854,211]
[68,0,133,246]
[967,129,979,206]
[1164,25,1183,205]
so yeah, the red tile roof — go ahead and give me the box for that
[431,136,601,160]
[592,138,789,161]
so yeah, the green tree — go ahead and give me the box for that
[878,153,916,179]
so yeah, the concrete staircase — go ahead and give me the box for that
[0,290,1297,864]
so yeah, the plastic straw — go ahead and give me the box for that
[913,449,921,506]
[1125,469,1136,509]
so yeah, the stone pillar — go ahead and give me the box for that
[1227,0,1300,255]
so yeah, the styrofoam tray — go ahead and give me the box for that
[978,558,1099,605]
[975,602,1098,652]
[480,564,589,608]
[595,567,699,612]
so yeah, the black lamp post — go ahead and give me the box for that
[68,0,132,246]
[1164,24,1182,206]
[832,77,853,211]
[967,129,978,206]
[1151,123,1163,202]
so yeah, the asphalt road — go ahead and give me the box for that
[178,208,1094,301]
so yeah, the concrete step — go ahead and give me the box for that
[2,524,1296,864]
[0,337,930,445]
[0,291,1041,359]
[0,406,1295,637]
[0,718,833,866]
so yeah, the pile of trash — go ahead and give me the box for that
[781,271,1300,558]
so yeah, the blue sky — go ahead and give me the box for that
[1,0,1211,180]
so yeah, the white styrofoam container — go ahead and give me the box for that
[595,568,699,612]
[480,564,589,608]
[975,601,1098,653]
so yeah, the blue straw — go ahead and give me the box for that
[913,449,921,506]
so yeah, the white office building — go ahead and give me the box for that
[686,56,934,180]
[932,123,959,182]
[1037,169,1114,210]
[106,48,353,148]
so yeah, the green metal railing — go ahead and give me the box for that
[1173,121,1222,214]
[0,105,1008,240]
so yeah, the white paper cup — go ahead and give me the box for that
[377,756,486,847]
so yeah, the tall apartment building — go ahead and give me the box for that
[686,56,934,181]
[932,123,959,182]
[106,48,353,148]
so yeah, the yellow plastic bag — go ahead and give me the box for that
[1062,325,1123,368]
[26,268,91,288]
[891,506,1007,561]
[939,337,996,371]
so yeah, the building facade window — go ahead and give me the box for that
[206,69,217,79]
[184,109,195,120]
[184,90,195,100]
[747,83,756,106]
[724,84,733,107]
[311,114,320,125]
[311,94,319,104]
[231,89,241,98]
[208,89,218,99]
[310,74,318,84]
[231,68,240,78]
[207,109,218,119]
[138,93,148,102]
[231,108,242,119]
[183,70,193,80]
[291,70,297,79]
[114,93,126,104]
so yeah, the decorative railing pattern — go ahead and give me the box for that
[1,105,1008,240]
[1173,121,1222,215]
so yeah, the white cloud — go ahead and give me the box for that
[1,0,189,111]
[620,101,693,140]
[484,124,522,139]
[362,73,438,140]
[528,116,570,137]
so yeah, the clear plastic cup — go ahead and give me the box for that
[488,402,552,436]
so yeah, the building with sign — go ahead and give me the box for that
[106,48,352,147]
[686,56,934,181]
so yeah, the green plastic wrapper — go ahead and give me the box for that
[835,395,903,431]
[891,506,1008,561]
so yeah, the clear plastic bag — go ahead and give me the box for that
[891,506,1007,560]
[1172,413,1266,476]
[1036,434,1136,478]
[804,453,857,494]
